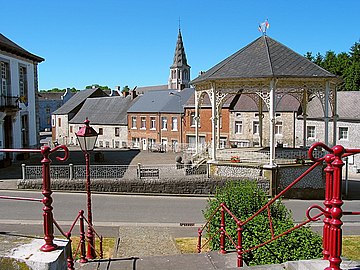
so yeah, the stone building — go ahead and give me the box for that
[0,33,44,165]
[69,94,138,148]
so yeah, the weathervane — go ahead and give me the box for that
[258,19,270,35]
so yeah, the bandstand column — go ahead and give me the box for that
[258,99,263,147]
[216,112,221,149]
[211,86,217,160]
[269,79,276,166]
[331,82,338,146]
[195,91,199,154]
[324,81,330,146]
[302,89,308,148]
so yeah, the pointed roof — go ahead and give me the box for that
[0,33,44,62]
[191,35,337,84]
[171,30,190,68]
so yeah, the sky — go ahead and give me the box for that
[2,0,359,91]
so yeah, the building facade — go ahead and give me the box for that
[0,33,44,164]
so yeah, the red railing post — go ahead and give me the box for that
[237,221,243,267]
[326,145,345,270]
[220,203,226,254]
[197,228,202,253]
[323,154,334,260]
[40,146,57,252]
[65,232,74,270]
[79,211,88,263]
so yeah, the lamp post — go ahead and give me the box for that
[76,119,98,259]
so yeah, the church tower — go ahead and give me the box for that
[168,29,191,90]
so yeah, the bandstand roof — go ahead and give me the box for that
[191,35,337,84]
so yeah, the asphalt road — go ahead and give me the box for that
[1,190,360,237]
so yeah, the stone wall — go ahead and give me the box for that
[18,176,270,195]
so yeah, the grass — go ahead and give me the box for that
[67,236,115,259]
[176,236,360,261]
[342,236,360,261]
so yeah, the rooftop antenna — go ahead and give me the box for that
[258,19,270,35]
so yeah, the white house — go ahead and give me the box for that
[0,33,44,165]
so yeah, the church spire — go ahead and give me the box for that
[168,28,191,90]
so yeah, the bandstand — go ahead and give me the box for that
[191,35,341,166]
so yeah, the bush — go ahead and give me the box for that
[203,180,322,266]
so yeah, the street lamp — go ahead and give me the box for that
[75,118,98,259]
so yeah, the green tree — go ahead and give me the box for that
[203,181,322,266]
[122,85,130,92]
[85,84,111,90]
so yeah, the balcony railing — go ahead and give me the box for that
[0,95,20,109]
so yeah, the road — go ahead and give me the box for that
[1,190,360,236]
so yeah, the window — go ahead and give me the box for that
[98,128,103,135]
[19,65,28,103]
[115,127,120,137]
[58,118,61,127]
[171,117,178,131]
[105,141,110,148]
[99,141,103,147]
[150,117,156,129]
[253,121,259,134]
[21,115,29,147]
[161,117,167,130]
[339,127,348,140]
[234,121,242,134]
[1,61,9,98]
[70,126,73,133]
[190,112,196,127]
[307,126,316,139]
[235,112,242,118]
[275,121,283,135]
[46,107,51,114]
[131,117,137,129]
[115,141,120,148]
[140,117,146,129]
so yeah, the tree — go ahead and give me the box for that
[122,85,130,92]
[85,84,110,90]
[203,181,322,266]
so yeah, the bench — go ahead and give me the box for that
[138,168,160,179]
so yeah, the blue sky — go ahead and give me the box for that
[2,0,359,90]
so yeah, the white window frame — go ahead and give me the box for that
[275,121,283,135]
[171,117,178,131]
[234,121,242,134]
[150,117,156,130]
[307,126,316,139]
[140,117,146,130]
[253,121,259,135]
[161,117,167,130]
[131,116,137,129]
[339,127,348,140]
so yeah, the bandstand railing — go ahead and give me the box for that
[0,146,103,270]
[198,142,360,270]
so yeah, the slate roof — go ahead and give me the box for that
[69,96,137,125]
[128,88,194,113]
[306,91,360,120]
[38,92,64,100]
[0,33,44,62]
[191,35,337,84]
[134,85,169,95]
[52,88,108,115]
[184,93,236,108]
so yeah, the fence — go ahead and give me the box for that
[0,146,103,270]
[22,163,209,181]
[198,142,360,269]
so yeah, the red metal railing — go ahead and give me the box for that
[198,143,360,270]
[0,146,103,270]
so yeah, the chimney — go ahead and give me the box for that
[130,88,137,100]
[115,86,122,96]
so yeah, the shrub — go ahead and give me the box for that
[203,180,322,266]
